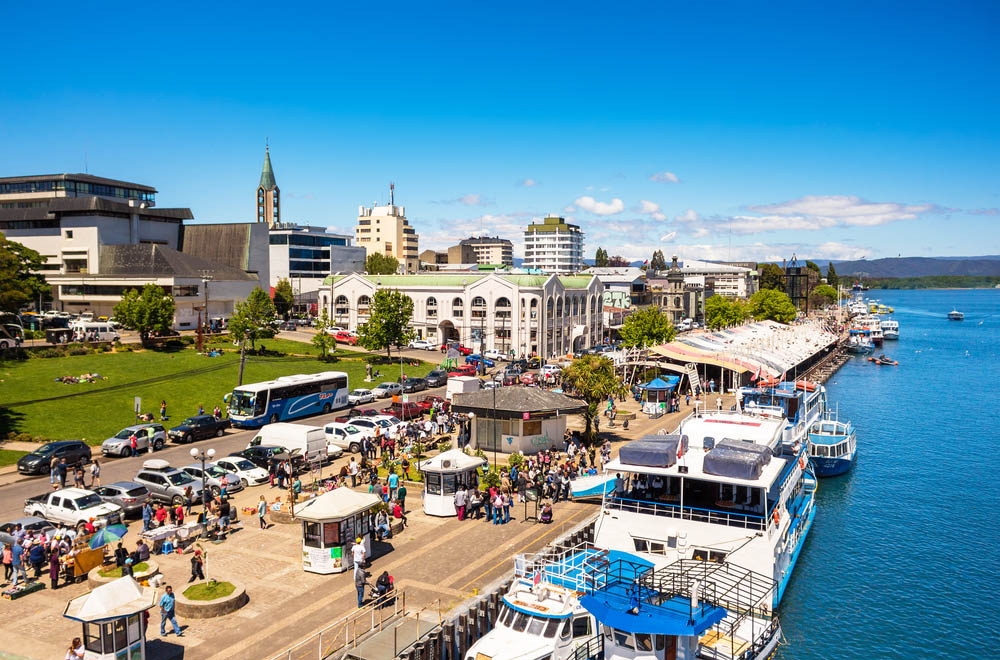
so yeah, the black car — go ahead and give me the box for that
[231,445,306,473]
[401,377,427,393]
[168,415,230,443]
[424,370,448,387]
[509,359,529,372]
[16,440,92,475]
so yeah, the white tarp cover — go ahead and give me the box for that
[420,449,487,472]
[295,488,381,521]
[65,576,156,622]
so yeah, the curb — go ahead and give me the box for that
[175,579,248,618]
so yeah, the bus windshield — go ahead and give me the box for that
[230,389,265,417]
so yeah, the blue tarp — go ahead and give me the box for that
[639,376,679,391]
[579,592,726,636]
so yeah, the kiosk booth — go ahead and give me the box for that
[638,376,680,415]
[63,576,156,660]
[420,449,487,517]
[296,488,381,574]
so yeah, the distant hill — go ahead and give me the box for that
[823,256,1000,278]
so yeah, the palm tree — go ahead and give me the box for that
[562,355,626,443]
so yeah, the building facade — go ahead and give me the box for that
[647,256,702,323]
[354,186,419,273]
[320,272,603,357]
[268,225,364,291]
[256,146,280,227]
[456,236,514,266]
[523,215,585,274]
[679,259,757,298]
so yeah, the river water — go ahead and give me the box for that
[778,289,1000,659]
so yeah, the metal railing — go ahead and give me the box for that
[605,496,766,531]
[271,590,406,660]
[570,634,604,660]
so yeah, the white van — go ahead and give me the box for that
[70,321,120,342]
[446,375,481,401]
[246,423,340,464]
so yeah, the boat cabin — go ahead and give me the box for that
[739,381,825,445]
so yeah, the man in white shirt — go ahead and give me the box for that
[349,458,359,488]
[351,537,366,578]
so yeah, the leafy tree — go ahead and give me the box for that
[608,255,631,267]
[112,284,175,345]
[0,232,50,312]
[561,354,626,442]
[809,284,838,308]
[366,253,400,275]
[619,307,676,347]
[826,262,839,288]
[311,307,336,359]
[756,263,786,291]
[356,289,414,357]
[229,286,278,352]
[747,289,797,323]
[594,248,609,267]
[649,250,667,271]
[705,295,749,330]
[805,260,821,275]
[273,278,295,318]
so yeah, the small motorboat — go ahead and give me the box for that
[868,355,898,366]
[847,335,874,354]
[808,416,857,477]
[948,310,964,320]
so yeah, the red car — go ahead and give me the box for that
[333,331,357,345]
[441,342,473,356]
[381,402,425,420]
[448,365,478,378]
[520,372,538,385]
[416,395,451,413]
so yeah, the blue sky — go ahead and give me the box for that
[2,1,998,262]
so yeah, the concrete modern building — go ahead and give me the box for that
[268,225,365,292]
[256,146,280,227]
[354,185,419,273]
[179,222,270,288]
[523,215,585,274]
[320,272,604,357]
[679,258,757,298]
[456,236,514,266]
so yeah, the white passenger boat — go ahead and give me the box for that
[881,319,899,339]
[948,309,964,321]
[593,410,816,607]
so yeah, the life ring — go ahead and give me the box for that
[772,510,780,525]
[798,455,806,470]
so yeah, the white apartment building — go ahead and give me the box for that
[679,258,757,298]
[320,272,604,357]
[523,215,585,274]
[354,186,419,273]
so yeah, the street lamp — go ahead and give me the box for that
[189,447,216,520]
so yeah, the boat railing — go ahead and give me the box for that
[514,542,609,594]
[569,634,604,660]
[604,496,766,531]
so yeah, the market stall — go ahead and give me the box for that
[295,488,381,574]
[419,449,487,517]
[63,576,157,660]
[638,376,680,416]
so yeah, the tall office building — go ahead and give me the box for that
[354,184,419,273]
[523,215,584,274]
[457,236,514,266]
[256,146,280,227]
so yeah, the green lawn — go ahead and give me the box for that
[98,561,150,578]
[0,340,436,444]
[0,449,28,466]
[184,580,235,600]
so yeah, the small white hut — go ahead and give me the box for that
[63,576,157,660]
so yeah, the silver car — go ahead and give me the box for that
[102,424,166,457]
[93,481,150,517]
[133,459,205,506]
[182,463,245,497]
[372,382,402,398]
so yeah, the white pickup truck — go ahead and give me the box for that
[24,488,123,531]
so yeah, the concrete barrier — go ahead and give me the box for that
[175,579,248,618]
[87,559,160,588]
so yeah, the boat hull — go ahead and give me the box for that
[883,331,899,340]
[810,452,856,477]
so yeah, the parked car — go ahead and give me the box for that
[540,364,563,376]
[323,422,372,454]
[334,408,380,423]
[0,516,53,536]
[408,339,436,350]
[133,459,205,506]
[214,456,269,487]
[280,321,296,331]
[381,401,425,420]
[182,463,245,497]
[448,365,478,378]
[483,348,506,361]
[424,370,448,387]
[334,331,357,345]
[348,388,375,405]
[441,342,472,356]
[17,441,91,475]
[465,354,495,369]
[527,357,546,370]
[520,372,538,385]
[230,445,306,473]
[483,380,500,390]
[93,481,150,518]
[101,423,166,457]
[372,382,402,398]
[168,415,230,443]
[415,395,450,413]
[401,377,427,393]
[24,488,123,530]
[500,371,520,386]
[369,415,405,435]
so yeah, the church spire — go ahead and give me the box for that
[259,144,277,190]
[257,144,280,226]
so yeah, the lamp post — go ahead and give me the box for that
[189,447,216,522]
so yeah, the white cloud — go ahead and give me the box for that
[518,178,537,187]
[420,213,532,256]
[635,200,667,221]
[675,209,699,222]
[726,195,932,233]
[691,227,709,238]
[563,205,576,213]
[649,171,680,184]
[660,231,677,242]
[431,193,491,206]
[574,196,625,216]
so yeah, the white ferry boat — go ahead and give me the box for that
[881,319,899,340]
[738,379,827,450]
[593,411,816,607]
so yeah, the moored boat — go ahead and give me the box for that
[807,416,857,477]
[847,334,874,354]
[867,354,898,366]
[882,319,899,339]
[948,309,964,321]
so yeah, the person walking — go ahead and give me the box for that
[355,563,367,608]
[49,547,61,590]
[349,457,359,488]
[10,539,26,586]
[492,491,504,525]
[159,585,182,636]
[89,459,101,488]
[49,455,60,489]
[56,459,68,488]
[454,485,467,521]
[2,542,12,582]
[387,470,399,503]
[257,495,268,529]
[502,490,512,524]
[141,501,153,532]
[189,550,205,582]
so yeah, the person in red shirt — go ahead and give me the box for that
[174,504,184,525]
[84,518,96,535]
[154,504,168,527]
[392,500,407,527]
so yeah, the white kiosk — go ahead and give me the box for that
[63,576,156,660]
[296,488,381,574]
[420,449,487,517]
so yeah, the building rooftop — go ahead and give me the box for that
[179,223,261,273]
[525,215,581,233]
[0,173,156,193]
[98,244,257,280]
[258,147,277,191]
[450,387,586,418]
[323,273,597,289]
[587,267,646,281]
[0,196,192,222]
[459,236,514,246]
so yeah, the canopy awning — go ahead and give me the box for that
[295,488,381,521]
[638,376,679,391]
[419,449,487,472]
[64,576,157,623]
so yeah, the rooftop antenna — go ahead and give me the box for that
[390,182,395,206]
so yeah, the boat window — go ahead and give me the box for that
[603,625,613,641]
[559,619,572,640]
[635,633,653,651]
[709,550,728,563]
[654,634,666,650]
[692,548,708,561]
[511,612,529,632]
[649,542,664,554]
[613,631,634,649]
[498,605,513,627]
[527,616,546,636]
[544,618,562,638]
[633,538,648,552]
[572,616,592,638]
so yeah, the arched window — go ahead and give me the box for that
[556,298,563,317]
[530,298,539,319]
[495,297,511,319]
[572,297,579,316]
[426,296,438,318]
[471,296,487,319]
[358,295,371,316]
[546,297,554,317]
[591,295,597,315]
[334,295,349,317]
[674,297,681,307]
[452,297,464,318]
